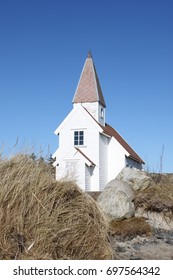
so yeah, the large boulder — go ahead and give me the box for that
[97,179,135,221]
[116,167,153,191]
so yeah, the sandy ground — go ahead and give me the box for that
[110,229,173,260]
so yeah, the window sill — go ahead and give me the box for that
[74,145,87,148]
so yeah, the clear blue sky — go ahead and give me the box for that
[0,0,173,172]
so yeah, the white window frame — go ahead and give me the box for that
[74,130,84,146]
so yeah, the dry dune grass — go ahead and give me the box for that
[109,217,152,239]
[0,154,112,260]
[134,175,173,215]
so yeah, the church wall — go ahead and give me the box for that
[125,157,143,170]
[73,102,105,126]
[99,134,108,190]
[107,138,128,181]
[55,106,101,190]
[55,159,86,190]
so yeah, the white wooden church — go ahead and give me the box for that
[53,52,144,191]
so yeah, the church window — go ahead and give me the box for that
[101,107,104,118]
[74,131,84,146]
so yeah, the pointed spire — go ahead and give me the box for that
[72,53,106,107]
[87,49,92,58]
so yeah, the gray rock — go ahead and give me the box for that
[135,208,173,230]
[105,178,135,200]
[116,167,153,191]
[116,246,126,253]
[97,179,135,221]
[166,238,173,245]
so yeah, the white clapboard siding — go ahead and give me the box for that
[99,134,108,191]
[85,164,91,191]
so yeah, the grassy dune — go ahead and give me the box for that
[0,154,112,260]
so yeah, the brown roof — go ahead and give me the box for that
[102,123,145,164]
[75,147,95,166]
[72,52,106,107]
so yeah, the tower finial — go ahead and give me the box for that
[87,49,92,58]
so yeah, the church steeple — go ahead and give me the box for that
[87,49,92,58]
[72,52,106,108]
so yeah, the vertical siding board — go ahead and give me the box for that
[107,138,128,181]
[85,164,91,191]
[99,134,108,191]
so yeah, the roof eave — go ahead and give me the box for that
[127,155,145,164]
[75,147,95,166]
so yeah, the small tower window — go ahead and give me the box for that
[100,107,104,119]
[74,131,84,146]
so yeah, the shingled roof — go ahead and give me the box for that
[72,52,106,107]
[103,123,145,164]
